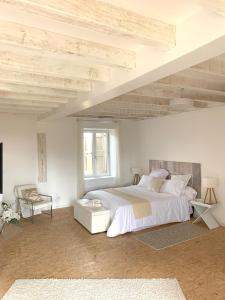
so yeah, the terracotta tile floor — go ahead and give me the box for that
[1,207,225,299]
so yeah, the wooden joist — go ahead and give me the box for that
[0,50,110,82]
[198,0,225,16]
[159,73,225,95]
[0,20,135,69]
[0,91,69,103]
[0,104,51,113]
[191,58,225,78]
[0,82,80,98]
[0,98,60,108]
[129,83,225,103]
[1,0,176,47]
[0,69,91,92]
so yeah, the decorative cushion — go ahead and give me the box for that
[137,175,150,188]
[21,188,42,203]
[148,177,165,193]
[171,174,192,188]
[149,168,169,179]
[160,178,186,196]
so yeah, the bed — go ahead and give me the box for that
[85,160,201,237]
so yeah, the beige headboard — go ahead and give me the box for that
[149,160,201,197]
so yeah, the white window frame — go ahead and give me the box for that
[83,128,111,179]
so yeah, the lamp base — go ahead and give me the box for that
[133,174,140,185]
[204,188,217,204]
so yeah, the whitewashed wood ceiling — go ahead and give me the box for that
[0,0,224,119]
[73,54,225,120]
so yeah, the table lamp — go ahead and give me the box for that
[202,177,218,204]
[131,168,142,185]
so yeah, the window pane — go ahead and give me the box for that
[84,132,93,176]
[95,132,108,175]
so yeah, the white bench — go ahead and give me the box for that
[74,199,111,234]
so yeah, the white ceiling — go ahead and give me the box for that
[101,0,202,24]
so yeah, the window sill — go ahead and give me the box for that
[84,176,116,181]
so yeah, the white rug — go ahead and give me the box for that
[3,279,186,300]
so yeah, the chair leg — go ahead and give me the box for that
[51,205,53,218]
[31,203,34,223]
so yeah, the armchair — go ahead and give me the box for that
[14,184,53,223]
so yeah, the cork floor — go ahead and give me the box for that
[1,207,225,300]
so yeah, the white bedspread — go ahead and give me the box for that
[85,186,190,237]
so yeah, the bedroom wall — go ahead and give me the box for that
[136,106,225,225]
[0,115,136,209]
[0,114,37,204]
[84,120,139,192]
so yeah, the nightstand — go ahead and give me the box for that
[191,199,219,229]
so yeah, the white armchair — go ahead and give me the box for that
[14,184,53,223]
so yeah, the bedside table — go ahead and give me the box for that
[191,199,219,229]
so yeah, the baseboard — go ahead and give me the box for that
[53,201,72,209]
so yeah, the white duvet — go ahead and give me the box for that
[85,185,191,237]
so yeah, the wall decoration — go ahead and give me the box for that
[37,133,47,182]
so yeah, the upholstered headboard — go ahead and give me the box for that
[149,160,201,197]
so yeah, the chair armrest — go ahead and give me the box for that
[39,194,53,202]
[17,197,34,204]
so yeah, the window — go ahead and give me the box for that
[84,129,111,178]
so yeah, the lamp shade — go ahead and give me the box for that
[131,167,142,175]
[202,177,218,188]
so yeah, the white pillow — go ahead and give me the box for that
[149,168,169,179]
[160,178,185,196]
[137,175,150,188]
[183,186,197,200]
[148,177,165,193]
[171,174,192,187]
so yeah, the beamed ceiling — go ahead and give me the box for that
[0,0,224,120]
[73,54,225,120]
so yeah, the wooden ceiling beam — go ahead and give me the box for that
[97,100,170,112]
[0,98,60,108]
[0,20,135,69]
[0,82,81,98]
[181,68,225,85]
[0,91,69,103]
[159,73,225,94]
[0,50,110,82]
[0,69,91,92]
[2,0,176,47]
[0,104,51,112]
[113,95,170,105]
[198,0,225,16]
[191,58,225,78]
[129,83,225,103]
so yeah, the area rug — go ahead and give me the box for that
[3,279,186,300]
[135,222,210,250]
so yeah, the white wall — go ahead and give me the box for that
[120,120,140,186]
[37,118,77,208]
[84,120,139,192]
[136,106,225,225]
[0,114,37,203]
[0,115,136,208]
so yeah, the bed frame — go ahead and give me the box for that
[149,160,201,198]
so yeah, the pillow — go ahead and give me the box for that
[149,168,169,179]
[160,178,185,196]
[183,186,197,200]
[148,177,165,193]
[137,175,150,188]
[22,188,42,203]
[171,174,192,187]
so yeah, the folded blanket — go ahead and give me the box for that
[105,188,151,219]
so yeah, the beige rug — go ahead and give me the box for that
[3,279,186,300]
[135,222,209,250]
